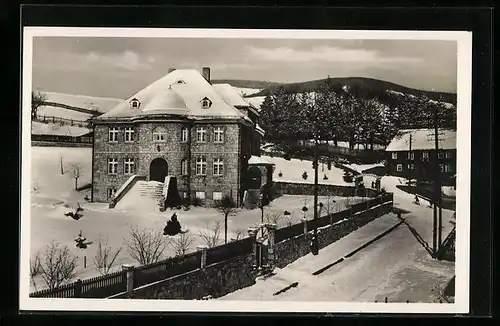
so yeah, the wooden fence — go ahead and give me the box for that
[37,115,91,128]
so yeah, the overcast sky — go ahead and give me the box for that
[32,37,457,99]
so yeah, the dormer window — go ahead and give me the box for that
[176,80,185,84]
[130,98,140,109]
[200,97,212,109]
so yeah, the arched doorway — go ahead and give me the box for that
[150,158,168,182]
[246,166,262,190]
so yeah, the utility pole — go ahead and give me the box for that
[408,133,413,182]
[433,104,441,257]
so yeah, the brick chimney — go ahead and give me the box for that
[202,67,211,83]
[168,68,176,73]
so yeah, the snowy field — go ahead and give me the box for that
[28,146,360,293]
[37,105,93,121]
[44,91,123,113]
[31,121,91,137]
[232,87,262,97]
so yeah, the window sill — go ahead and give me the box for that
[124,141,135,143]
[108,141,118,143]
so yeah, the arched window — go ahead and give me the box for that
[152,126,167,142]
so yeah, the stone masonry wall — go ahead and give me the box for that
[113,254,257,300]
[92,121,242,205]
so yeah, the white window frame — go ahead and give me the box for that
[213,126,224,143]
[407,152,414,160]
[195,191,206,199]
[212,192,223,201]
[444,164,452,173]
[196,157,207,175]
[445,151,453,159]
[422,151,429,160]
[392,152,397,159]
[108,158,118,175]
[181,127,189,143]
[438,151,444,159]
[124,158,135,175]
[108,127,119,143]
[196,127,206,143]
[213,158,224,176]
[153,127,167,142]
[130,99,140,109]
[181,159,188,176]
[396,164,403,172]
[124,127,135,142]
[107,187,117,199]
[201,98,211,109]
[408,163,415,171]
[182,192,188,199]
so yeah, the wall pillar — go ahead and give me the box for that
[197,245,208,270]
[302,217,307,234]
[265,223,277,269]
[122,264,135,298]
[247,227,258,269]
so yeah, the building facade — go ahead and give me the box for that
[385,128,456,185]
[90,68,267,207]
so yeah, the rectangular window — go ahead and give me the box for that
[196,157,207,175]
[124,127,135,142]
[182,192,188,199]
[124,158,135,175]
[153,131,166,142]
[213,126,224,143]
[422,151,429,161]
[445,151,453,159]
[108,127,119,142]
[213,192,223,201]
[392,152,397,159]
[181,159,188,175]
[196,127,206,142]
[213,158,224,176]
[195,191,205,199]
[407,152,414,160]
[439,164,444,172]
[396,164,402,172]
[445,164,452,173]
[181,127,189,143]
[107,187,117,199]
[438,151,444,159]
[108,158,118,174]
[408,163,415,171]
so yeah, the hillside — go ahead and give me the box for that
[43,91,123,114]
[246,77,457,105]
[211,79,281,90]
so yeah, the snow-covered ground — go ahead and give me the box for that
[31,121,91,136]
[261,155,353,186]
[28,146,360,293]
[37,105,93,121]
[245,96,266,110]
[442,186,456,197]
[44,91,123,113]
[232,87,262,97]
[220,175,456,303]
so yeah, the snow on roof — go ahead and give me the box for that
[97,70,251,123]
[255,124,265,136]
[31,121,91,137]
[245,96,265,111]
[385,128,456,151]
[212,84,249,107]
[248,155,274,165]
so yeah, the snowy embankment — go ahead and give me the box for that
[38,105,94,121]
[261,155,353,186]
[31,121,91,137]
[44,91,123,113]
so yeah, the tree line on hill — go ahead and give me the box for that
[258,78,457,154]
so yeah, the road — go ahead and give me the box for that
[220,176,456,302]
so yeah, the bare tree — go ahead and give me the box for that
[199,220,222,248]
[31,90,47,121]
[30,252,42,292]
[124,225,170,265]
[171,232,194,256]
[264,212,282,225]
[60,156,64,175]
[213,195,238,244]
[231,228,246,241]
[69,163,83,190]
[93,237,122,276]
[38,240,78,290]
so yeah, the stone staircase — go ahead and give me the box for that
[136,180,164,204]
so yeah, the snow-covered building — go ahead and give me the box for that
[385,128,456,184]
[90,67,270,207]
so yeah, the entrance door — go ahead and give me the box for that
[150,158,168,182]
[247,166,262,190]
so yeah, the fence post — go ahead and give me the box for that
[247,227,258,269]
[265,223,277,270]
[74,279,82,298]
[122,264,135,298]
[302,217,307,234]
[197,245,208,270]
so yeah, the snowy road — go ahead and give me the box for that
[220,176,455,303]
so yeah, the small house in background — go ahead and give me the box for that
[385,128,456,186]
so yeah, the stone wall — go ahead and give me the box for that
[92,121,242,205]
[273,202,392,268]
[31,141,92,148]
[273,181,379,198]
[112,254,257,300]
